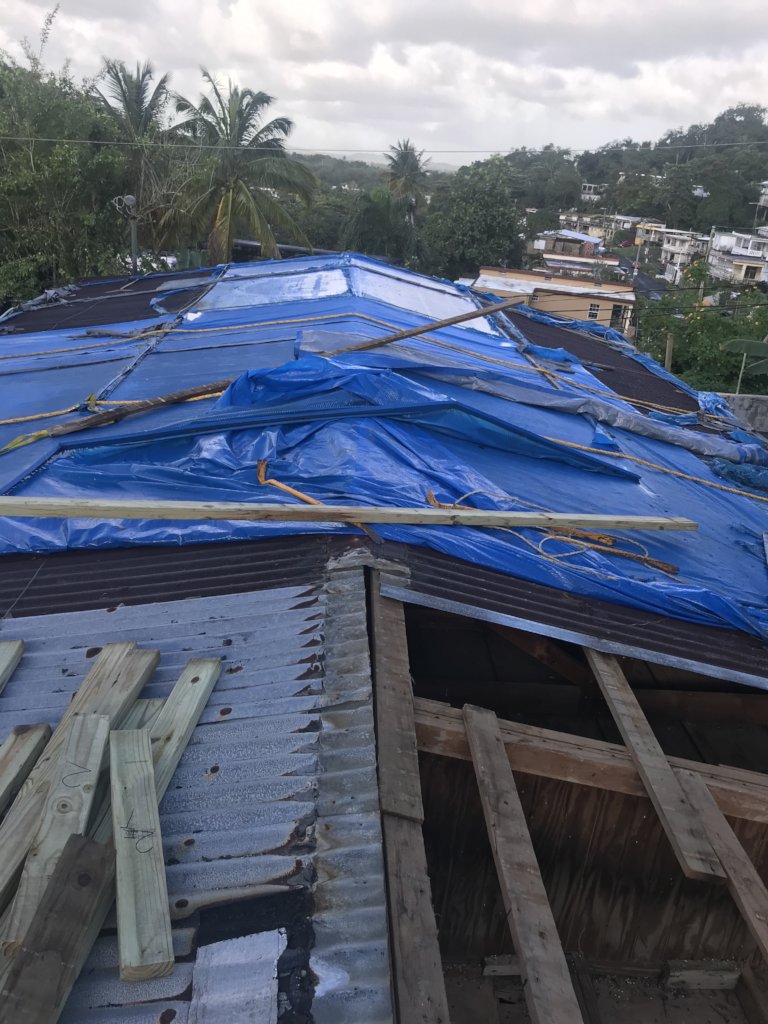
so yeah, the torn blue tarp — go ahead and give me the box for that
[1,253,767,645]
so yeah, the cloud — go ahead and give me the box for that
[2,0,768,158]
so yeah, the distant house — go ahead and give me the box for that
[634,220,666,245]
[708,228,768,284]
[559,212,640,242]
[472,265,636,335]
[580,182,608,203]
[528,229,621,279]
[659,229,710,284]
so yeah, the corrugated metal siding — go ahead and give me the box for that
[0,566,391,1023]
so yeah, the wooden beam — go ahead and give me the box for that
[0,835,113,1024]
[584,649,724,882]
[662,960,740,991]
[0,496,698,532]
[463,704,584,1024]
[0,726,51,817]
[110,729,174,981]
[0,644,159,913]
[0,641,23,696]
[370,578,450,1024]
[413,697,768,824]
[4,658,221,1023]
[736,966,768,1024]
[486,624,591,688]
[2,714,110,950]
[677,768,768,962]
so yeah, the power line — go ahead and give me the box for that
[1,134,768,155]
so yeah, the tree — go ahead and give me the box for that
[342,187,410,260]
[722,334,768,394]
[421,156,525,277]
[384,139,428,214]
[171,70,316,262]
[94,60,169,143]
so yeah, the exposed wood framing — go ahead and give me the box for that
[0,835,113,1024]
[677,769,768,962]
[2,714,110,949]
[584,649,724,881]
[370,577,451,1024]
[0,496,697,532]
[413,697,768,824]
[0,726,51,818]
[736,966,768,1024]
[0,640,23,696]
[463,704,585,1024]
[487,624,591,689]
[0,644,159,913]
[110,729,174,981]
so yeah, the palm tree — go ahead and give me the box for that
[94,60,170,142]
[722,334,768,394]
[171,70,316,263]
[384,139,429,218]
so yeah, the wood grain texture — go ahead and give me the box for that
[0,497,697,531]
[414,697,768,824]
[585,649,724,881]
[0,643,158,913]
[110,729,173,981]
[2,714,109,949]
[0,641,23,696]
[463,704,584,1024]
[0,835,113,1024]
[677,768,768,962]
[0,725,51,817]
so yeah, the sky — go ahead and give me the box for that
[3,0,768,163]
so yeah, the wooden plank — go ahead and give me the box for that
[0,497,698,532]
[0,643,158,912]
[483,954,521,976]
[0,725,51,817]
[585,648,724,882]
[2,714,110,949]
[487,624,591,689]
[463,704,584,1024]
[677,767,768,962]
[0,641,24,696]
[662,959,740,990]
[120,697,166,731]
[736,966,768,1024]
[370,582,423,822]
[1,658,221,1023]
[413,697,768,824]
[110,729,174,981]
[0,835,113,1024]
[370,577,450,1024]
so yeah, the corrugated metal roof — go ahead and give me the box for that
[0,564,391,1023]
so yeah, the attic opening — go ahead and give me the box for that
[373,589,768,1023]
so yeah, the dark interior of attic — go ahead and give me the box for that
[395,599,768,1024]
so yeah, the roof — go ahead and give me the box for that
[475,268,635,302]
[1,251,768,668]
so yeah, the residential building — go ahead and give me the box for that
[529,229,621,279]
[558,212,640,243]
[660,228,710,284]
[580,181,608,203]
[708,228,768,283]
[634,220,666,245]
[2,253,768,1022]
[473,265,636,334]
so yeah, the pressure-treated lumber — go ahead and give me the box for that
[2,714,110,949]
[110,729,174,981]
[0,641,23,696]
[463,704,585,1024]
[677,768,768,962]
[370,579,450,1024]
[584,648,724,882]
[7,658,221,1023]
[0,643,158,913]
[0,725,51,817]
[0,496,698,532]
[0,835,113,1024]
[413,697,768,824]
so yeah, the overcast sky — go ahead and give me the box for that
[3,0,768,162]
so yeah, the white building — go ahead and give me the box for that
[660,229,710,284]
[708,228,768,284]
[580,182,607,203]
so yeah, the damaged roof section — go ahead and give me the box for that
[1,252,767,660]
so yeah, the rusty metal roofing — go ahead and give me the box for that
[0,564,391,1023]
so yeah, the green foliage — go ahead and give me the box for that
[342,187,411,261]
[421,157,524,277]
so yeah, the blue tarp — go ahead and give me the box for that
[1,253,767,644]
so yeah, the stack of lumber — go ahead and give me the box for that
[0,639,221,1024]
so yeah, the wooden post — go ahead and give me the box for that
[370,577,450,1024]
[0,641,23,696]
[463,705,584,1024]
[110,729,174,981]
[584,649,724,882]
